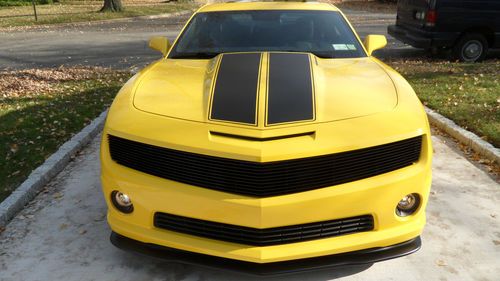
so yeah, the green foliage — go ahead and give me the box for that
[0,68,129,202]
[387,59,500,147]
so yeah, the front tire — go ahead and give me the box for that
[453,33,488,62]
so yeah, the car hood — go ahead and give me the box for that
[133,53,397,128]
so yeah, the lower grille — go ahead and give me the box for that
[154,213,374,246]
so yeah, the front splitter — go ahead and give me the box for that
[110,232,421,276]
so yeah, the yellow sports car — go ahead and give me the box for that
[101,1,432,274]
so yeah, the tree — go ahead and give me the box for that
[101,0,123,12]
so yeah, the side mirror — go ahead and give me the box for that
[363,35,387,56]
[149,36,171,56]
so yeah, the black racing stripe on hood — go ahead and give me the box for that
[210,53,261,125]
[267,53,314,125]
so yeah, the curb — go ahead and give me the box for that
[425,106,500,164]
[140,10,194,21]
[0,110,108,228]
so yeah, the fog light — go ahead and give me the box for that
[111,190,133,213]
[396,193,420,217]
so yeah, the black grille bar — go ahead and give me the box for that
[108,135,422,197]
[154,213,374,246]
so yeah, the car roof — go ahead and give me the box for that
[197,1,340,13]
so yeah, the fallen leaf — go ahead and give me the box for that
[436,259,447,266]
[9,144,18,153]
[53,192,63,199]
[94,215,105,222]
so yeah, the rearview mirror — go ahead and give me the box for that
[149,36,171,56]
[363,35,387,56]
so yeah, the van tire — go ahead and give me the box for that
[453,33,488,62]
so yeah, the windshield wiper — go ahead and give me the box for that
[309,51,336,59]
[170,51,335,59]
[170,52,219,59]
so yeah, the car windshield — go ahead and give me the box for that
[169,10,366,59]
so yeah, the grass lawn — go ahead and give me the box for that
[0,67,129,202]
[385,59,500,148]
[0,0,197,28]
[0,0,58,6]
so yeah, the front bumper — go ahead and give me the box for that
[111,231,421,275]
[101,132,432,263]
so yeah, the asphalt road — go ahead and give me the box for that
[0,10,423,71]
[2,9,500,71]
[0,13,190,70]
[2,9,499,71]
[0,134,498,281]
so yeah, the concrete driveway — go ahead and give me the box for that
[0,134,499,281]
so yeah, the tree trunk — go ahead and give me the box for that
[100,0,123,12]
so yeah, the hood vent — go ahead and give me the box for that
[210,131,315,142]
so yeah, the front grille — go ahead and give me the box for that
[108,135,422,197]
[154,213,374,246]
